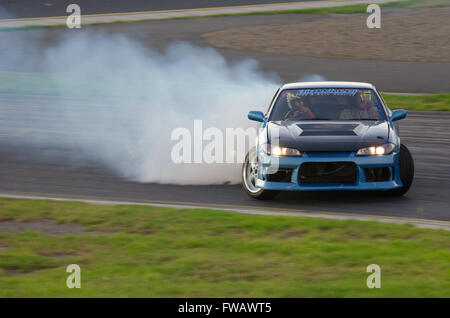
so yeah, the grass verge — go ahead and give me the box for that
[191,0,450,19]
[0,71,448,111]
[382,93,450,111]
[0,198,448,297]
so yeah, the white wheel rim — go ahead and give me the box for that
[243,152,260,193]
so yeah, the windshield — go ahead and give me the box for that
[269,88,386,122]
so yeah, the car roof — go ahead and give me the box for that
[281,81,376,90]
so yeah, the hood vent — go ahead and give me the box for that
[297,124,358,136]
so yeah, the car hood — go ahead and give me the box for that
[267,120,390,152]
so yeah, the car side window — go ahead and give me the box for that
[376,89,391,117]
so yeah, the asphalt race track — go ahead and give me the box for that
[0,11,449,222]
[0,0,313,18]
[0,93,449,221]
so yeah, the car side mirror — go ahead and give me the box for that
[248,110,266,123]
[390,109,407,122]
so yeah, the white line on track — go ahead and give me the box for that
[0,192,449,231]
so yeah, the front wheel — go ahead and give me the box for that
[242,148,279,200]
[387,144,414,196]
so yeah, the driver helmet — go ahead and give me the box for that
[286,93,306,110]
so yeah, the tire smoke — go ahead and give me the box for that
[0,31,281,184]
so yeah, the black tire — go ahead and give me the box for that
[387,144,414,196]
[242,148,279,200]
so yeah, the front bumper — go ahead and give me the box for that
[256,151,402,191]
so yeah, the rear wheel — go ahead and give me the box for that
[387,144,414,196]
[242,148,279,200]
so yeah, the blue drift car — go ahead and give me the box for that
[242,82,414,200]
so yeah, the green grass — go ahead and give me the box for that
[0,71,141,97]
[0,71,60,96]
[203,4,371,17]
[382,93,450,111]
[201,0,450,17]
[0,71,448,111]
[383,0,450,9]
[0,198,448,297]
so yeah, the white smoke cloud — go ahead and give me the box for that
[0,30,282,184]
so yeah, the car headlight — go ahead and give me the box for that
[261,143,302,157]
[356,143,396,156]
